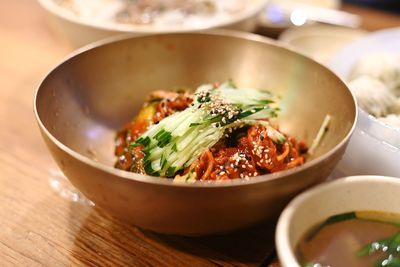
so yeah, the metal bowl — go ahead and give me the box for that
[34,31,356,235]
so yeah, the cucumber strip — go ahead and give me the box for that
[132,81,281,177]
[308,114,331,156]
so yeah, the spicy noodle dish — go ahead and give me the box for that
[115,81,328,182]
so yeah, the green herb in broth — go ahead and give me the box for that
[297,211,400,267]
[357,232,400,267]
[357,233,398,257]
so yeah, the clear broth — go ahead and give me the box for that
[296,211,400,267]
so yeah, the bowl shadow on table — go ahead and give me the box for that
[68,203,277,266]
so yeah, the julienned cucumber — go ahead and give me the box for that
[131,81,284,177]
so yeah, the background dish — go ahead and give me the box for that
[34,31,356,235]
[276,175,400,267]
[279,24,366,63]
[329,27,400,178]
[259,0,340,32]
[38,0,268,47]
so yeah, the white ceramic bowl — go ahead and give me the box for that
[38,0,269,47]
[276,175,400,267]
[328,28,400,178]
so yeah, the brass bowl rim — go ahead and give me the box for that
[33,30,358,188]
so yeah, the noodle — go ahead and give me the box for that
[115,87,307,180]
[191,124,306,180]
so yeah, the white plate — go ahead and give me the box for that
[328,28,400,178]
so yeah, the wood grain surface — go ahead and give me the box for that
[0,1,399,266]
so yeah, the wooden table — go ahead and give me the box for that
[1,1,399,266]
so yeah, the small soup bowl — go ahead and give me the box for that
[276,175,400,267]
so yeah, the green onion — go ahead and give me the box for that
[357,236,392,257]
[375,256,400,267]
[357,232,400,261]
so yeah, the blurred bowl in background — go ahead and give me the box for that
[34,31,356,235]
[38,0,269,47]
[279,25,366,63]
[329,27,400,178]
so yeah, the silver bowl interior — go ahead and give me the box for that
[37,32,355,167]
